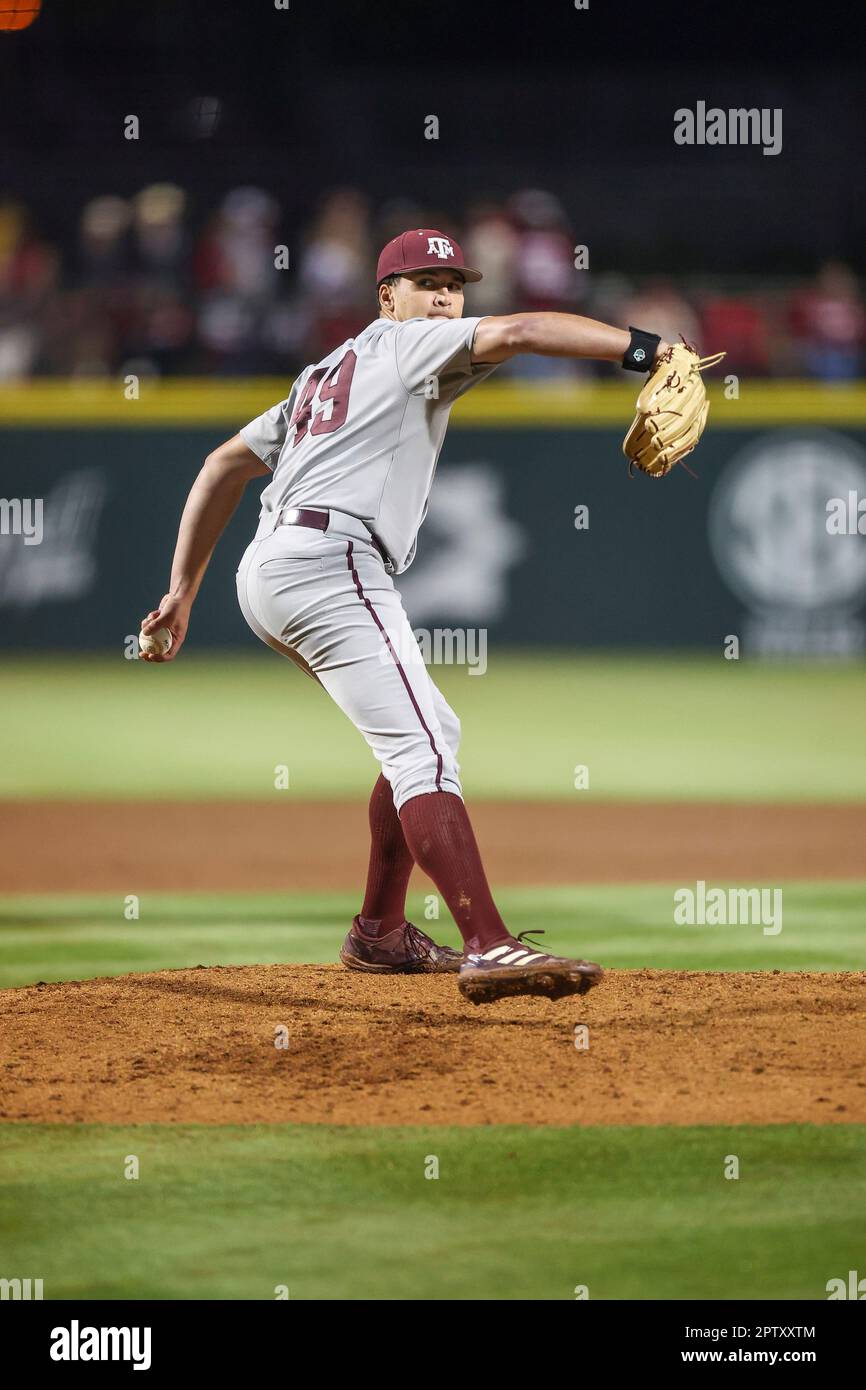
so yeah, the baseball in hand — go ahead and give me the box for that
[139,626,173,657]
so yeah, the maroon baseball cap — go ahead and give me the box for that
[376,228,482,286]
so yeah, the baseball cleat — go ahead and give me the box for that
[458,932,603,1005]
[340,917,463,974]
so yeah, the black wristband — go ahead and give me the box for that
[622,326,661,373]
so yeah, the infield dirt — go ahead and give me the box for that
[2,799,864,891]
[3,966,864,1127]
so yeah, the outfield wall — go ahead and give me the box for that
[1,381,865,654]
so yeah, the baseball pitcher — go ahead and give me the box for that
[141,227,722,1004]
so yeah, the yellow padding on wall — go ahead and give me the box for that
[1,379,865,428]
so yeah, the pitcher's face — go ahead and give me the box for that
[383,268,466,321]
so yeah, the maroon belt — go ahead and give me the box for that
[276,507,394,571]
[277,507,329,531]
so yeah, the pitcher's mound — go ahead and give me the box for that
[2,965,864,1127]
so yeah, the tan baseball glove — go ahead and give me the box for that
[623,341,726,477]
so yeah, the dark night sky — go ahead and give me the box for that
[4,0,862,69]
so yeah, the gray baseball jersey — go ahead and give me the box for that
[239,315,499,572]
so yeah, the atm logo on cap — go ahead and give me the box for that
[427,236,454,259]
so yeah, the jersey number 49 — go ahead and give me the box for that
[290,349,358,447]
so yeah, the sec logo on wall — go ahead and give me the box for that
[708,430,866,658]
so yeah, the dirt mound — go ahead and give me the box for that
[2,966,864,1127]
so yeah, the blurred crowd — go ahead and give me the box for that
[0,185,863,382]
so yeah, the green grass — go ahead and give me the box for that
[0,881,863,987]
[1,1123,863,1300]
[2,650,865,801]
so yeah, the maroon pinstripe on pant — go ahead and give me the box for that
[345,541,443,790]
